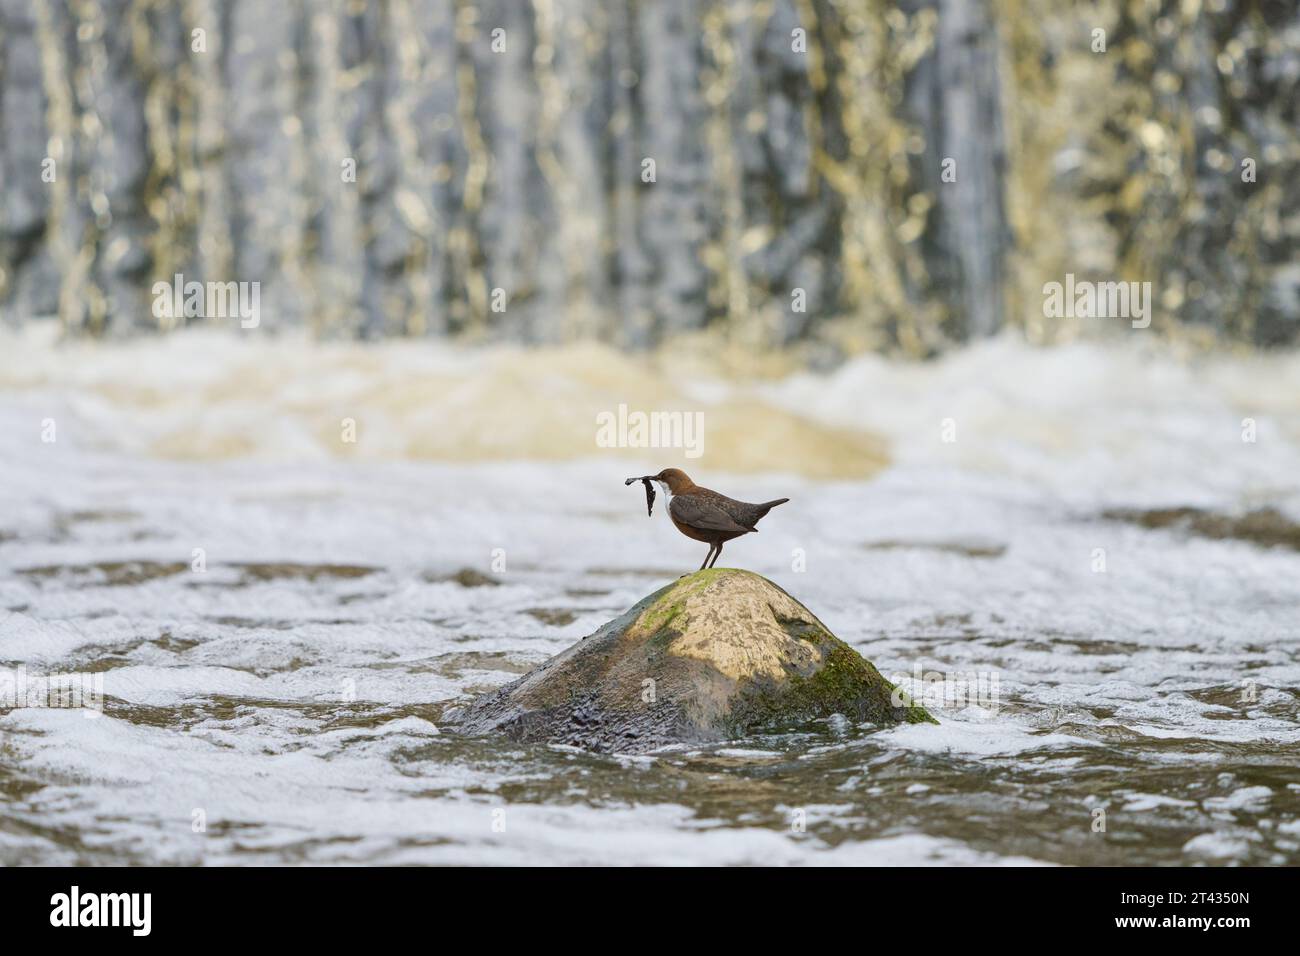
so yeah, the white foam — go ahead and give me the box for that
[3,327,1298,864]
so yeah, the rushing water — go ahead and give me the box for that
[1,329,1298,865]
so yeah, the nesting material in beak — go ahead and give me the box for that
[625,476,656,516]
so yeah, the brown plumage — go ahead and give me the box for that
[625,468,789,571]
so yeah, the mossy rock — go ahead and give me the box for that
[445,569,935,753]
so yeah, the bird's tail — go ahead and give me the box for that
[745,498,790,530]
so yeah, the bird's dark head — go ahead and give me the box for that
[653,468,695,495]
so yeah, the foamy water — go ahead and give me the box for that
[1,327,1297,864]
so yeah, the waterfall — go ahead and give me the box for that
[0,0,1295,350]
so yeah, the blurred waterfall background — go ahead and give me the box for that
[0,0,1296,353]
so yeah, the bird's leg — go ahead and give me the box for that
[709,541,723,569]
[698,544,716,571]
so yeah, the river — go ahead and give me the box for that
[1,326,1297,864]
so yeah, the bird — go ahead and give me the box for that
[625,468,789,571]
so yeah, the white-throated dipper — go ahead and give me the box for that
[625,468,789,571]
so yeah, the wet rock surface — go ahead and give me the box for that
[446,568,935,753]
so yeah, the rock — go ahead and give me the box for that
[446,568,935,753]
